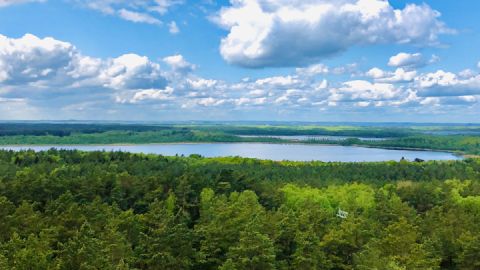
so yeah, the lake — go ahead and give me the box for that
[0,143,461,162]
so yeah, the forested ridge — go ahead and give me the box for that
[1,150,480,269]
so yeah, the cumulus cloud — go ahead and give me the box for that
[295,64,329,77]
[186,78,217,90]
[0,34,76,85]
[127,87,174,103]
[366,67,416,83]
[417,95,479,107]
[0,33,477,120]
[0,33,167,91]
[215,0,451,68]
[98,54,167,90]
[388,53,422,68]
[255,75,302,89]
[196,97,226,107]
[388,52,439,68]
[248,89,267,97]
[329,80,401,103]
[415,70,480,97]
[366,67,386,79]
[163,54,195,74]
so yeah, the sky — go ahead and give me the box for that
[0,0,479,122]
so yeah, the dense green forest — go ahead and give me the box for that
[1,149,480,269]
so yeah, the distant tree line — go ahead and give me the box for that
[0,123,173,137]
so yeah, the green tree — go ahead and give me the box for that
[220,230,276,270]
[355,218,439,270]
[320,217,373,269]
[196,189,267,269]
[455,232,480,269]
[56,222,111,270]
[291,227,328,270]
[0,232,54,270]
[0,196,15,241]
[135,197,196,270]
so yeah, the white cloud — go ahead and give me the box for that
[366,68,386,79]
[388,52,423,68]
[418,96,478,107]
[75,0,183,14]
[458,69,476,79]
[255,75,301,89]
[419,97,438,106]
[416,70,457,88]
[248,89,266,97]
[74,0,183,27]
[383,69,417,83]
[415,70,480,97]
[129,87,174,103]
[330,80,401,102]
[215,0,451,68]
[477,61,480,69]
[148,0,183,14]
[296,63,329,77]
[168,21,180,34]
[197,97,226,107]
[0,33,76,85]
[317,79,328,90]
[118,9,161,25]
[367,68,416,83]
[332,63,360,75]
[186,78,217,90]
[68,56,103,80]
[99,54,167,90]
[459,95,477,103]
[388,52,439,68]
[0,33,167,91]
[356,101,370,107]
[0,0,43,7]
[163,54,195,74]
[0,33,477,120]
[271,89,310,106]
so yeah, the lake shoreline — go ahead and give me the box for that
[0,142,463,162]
[0,140,467,156]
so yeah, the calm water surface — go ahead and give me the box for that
[0,143,460,162]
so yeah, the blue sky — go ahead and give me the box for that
[0,0,479,122]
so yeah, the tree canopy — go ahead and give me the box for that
[0,149,479,269]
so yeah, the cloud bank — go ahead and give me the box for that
[0,33,478,121]
[215,0,452,68]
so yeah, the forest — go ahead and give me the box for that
[1,149,480,269]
